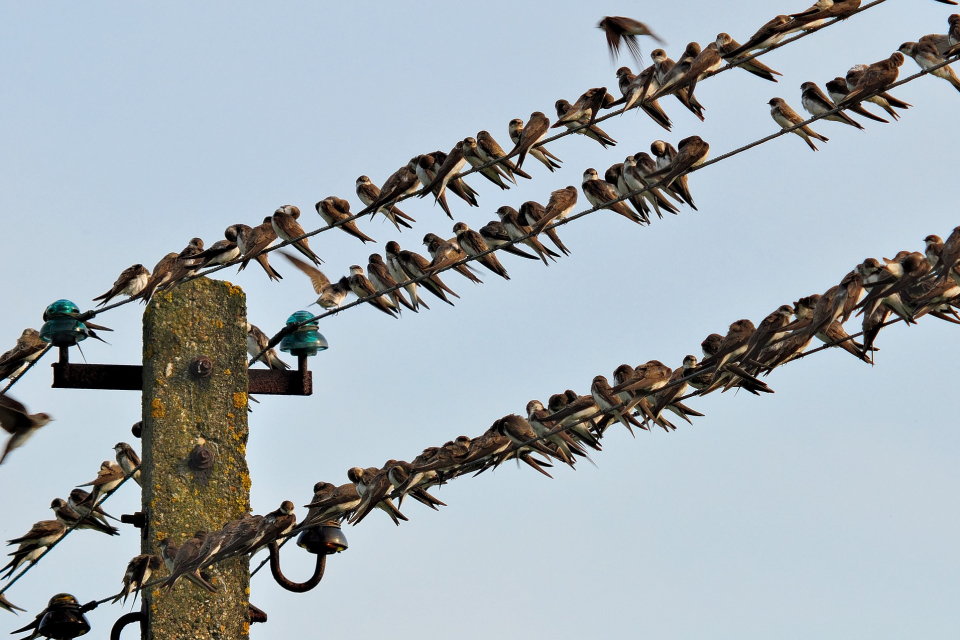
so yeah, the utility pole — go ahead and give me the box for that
[141,278,251,639]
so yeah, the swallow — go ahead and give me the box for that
[347,265,398,317]
[317,196,376,244]
[530,186,579,236]
[348,467,408,525]
[382,241,431,311]
[582,168,644,225]
[361,159,421,215]
[423,233,483,284]
[508,118,561,172]
[51,497,119,535]
[2,519,65,579]
[478,221,540,260]
[606,163,649,224]
[591,375,646,436]
[305,481,362,525]
[790,0,862,29]
[477,130,531,182]
[899,41,960,93]
[739,305,795,366]
[700,319,757,374]
[491,415,562,476]
[0,394,53,465]
[519,200,571,255]
[649,48,704,120]
[654,42,721,102]
[247,502,297,554]
[384,460,446,509]
[418,141,479,209]
[160,536,217,593]
[598,16,664,63]
[68,488,118,524]
[355,175,414,231]
[510,111,551,170]
[195,227,242,268]
[453,222,509,280]
[113,554,161,605]
[614,66,672,130]
[281,252,351,311]
[824,77,890,123]
[715,33,782,81]
[553,99,617,147]
[950,13,960,54]
[390,241,457,306]
[924,234,944,269]
[496,206,559,265]
[78,460,125,504]
[525,401,588,465]
[247,322,289,369]
[271,204,323,265]
[162,531,218,592]
[236,218,283,281]
[0,329,47,382]
[726,15,793,57]
[0,593,26,614]
[158,237,207,291]
[799,81,863,129]
[648,135,709,197]
[817,320,872,363]
[624,154,680,218]
[93,264,151,306]
[552,87,609,129]
[768,98,829,151]
[415,153,454,218]
[462,137,511,190]
[842,55,908,112]
[368,253,416,313]
[933,226,960,280]
[137,252,179,303]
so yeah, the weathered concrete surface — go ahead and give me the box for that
[141,278,251,640]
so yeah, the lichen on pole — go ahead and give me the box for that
[140,278,251,640]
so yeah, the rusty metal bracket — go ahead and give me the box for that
[50,347,312,395]
[267,541,326,593]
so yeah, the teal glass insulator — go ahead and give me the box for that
[43,299,81,320]
[278,311,328,356]
[39,318,88,347]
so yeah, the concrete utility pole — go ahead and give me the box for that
[140,278,251,640]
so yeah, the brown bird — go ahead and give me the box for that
[316,196,376,244]
[0,394,53,465]
[598,16,664,63]
[842,53,906,106]
[768,97,829,151]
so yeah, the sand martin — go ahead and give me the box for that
[727,15,793,57]
[715,33,782,81]
[368,253,416,313]
[93,264,150,307]
[355,175,414,231]
[510,111,551,170]
[317,196,376,243]
[453,222,510,280]
[0,329,47,382]
[281,252,350,311]
[68,488,118,524]
[582,168,644,225]
[0,394,53,465]
[842,56,908,114]
[768,97,829,150]
[78,460,125,504]
[113,554,161,606]
[496,206,559,265]
[236,218,283,281]
[825,77,890,123]
[800,81,863,129]
[272,204,323,265]
[519,200,571,255]
[899,41,960,93]
[598,16,664,63]
[247,322,290,369]
[348,265,399,317]
[478,221,540,260]
[51,497,119,535]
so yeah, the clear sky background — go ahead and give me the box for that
[2,1,959,638]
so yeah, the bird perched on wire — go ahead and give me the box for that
[2,519,65,579]
[246,322,289,370]
[113,554,161,606]
[272,204,323,265]
[93,264,151,307]
[768,97,829,151]
[598,16,664,63]
[898,41,960,93]
[0,394,53,465]
[0,329,47,382]
[78,460,125,504]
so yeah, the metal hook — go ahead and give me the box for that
[267,541,326,593]
[110,611,145,640]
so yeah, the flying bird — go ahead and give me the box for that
[598,16,664,63]
[0,393,53,465]
[282,252,351,311]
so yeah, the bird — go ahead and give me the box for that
[138,252,180,303]
[581,169,645,225]
[418,141,478,209]
[0,329,47,382]
[281,252,351,311]
[842,54,907,107]
[799,81,863,129]
[113,554,161,606]
[648,135,709,193]
[157,237,206,292]
[649,48,705,120]
[415,153,455,217]
[553,99,617,147]
[348,467,407,525]
[496,206,559,266]
[78,460,125,504]
[0,394,53,465]
[247,501,297,554]
[303,482,362,525]
[68,488,118,524]
[272,204,323,265]
[462,137,512,190]
[368,253,417,313]
[390,241,460,305]
[195,228,242,268]
[518,200,571,255]
[790,0,863,29]
[598,16,664,63]
[510,111,551,170]
[162,531,218,592]
[2,519,65,579]
[613,66,672,130]
[347,265,399,317]
[246,322,289,369]
[316,196,376,244]
[453,222,510,280]
[51,497,119,535]
[552,88,609,128]
[0,593,26,614]
[899,41,960,93]
[93,264,151,306]
[236,218,283,281]
[726,15,794,57]
[477,130,531,182]
[768,98,829,151]
[160,536,217,593]
[360,159,421,216]
[715,33,782,82]
[355,175,415,231]
[824,77,890,123]
[423,233,482,284]
[478,221,541,261]
[508,118,562,172]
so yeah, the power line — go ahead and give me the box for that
[0,345,52,394]
[248,49,960,365]
[0,465,140,597]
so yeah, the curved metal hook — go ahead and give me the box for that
[110,611,145,640]
[267,541,326,593]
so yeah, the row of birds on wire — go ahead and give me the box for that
[27,222,955,613]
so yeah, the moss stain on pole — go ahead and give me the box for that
[141,278,251,640]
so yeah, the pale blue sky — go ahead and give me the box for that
[2,1,959,638]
